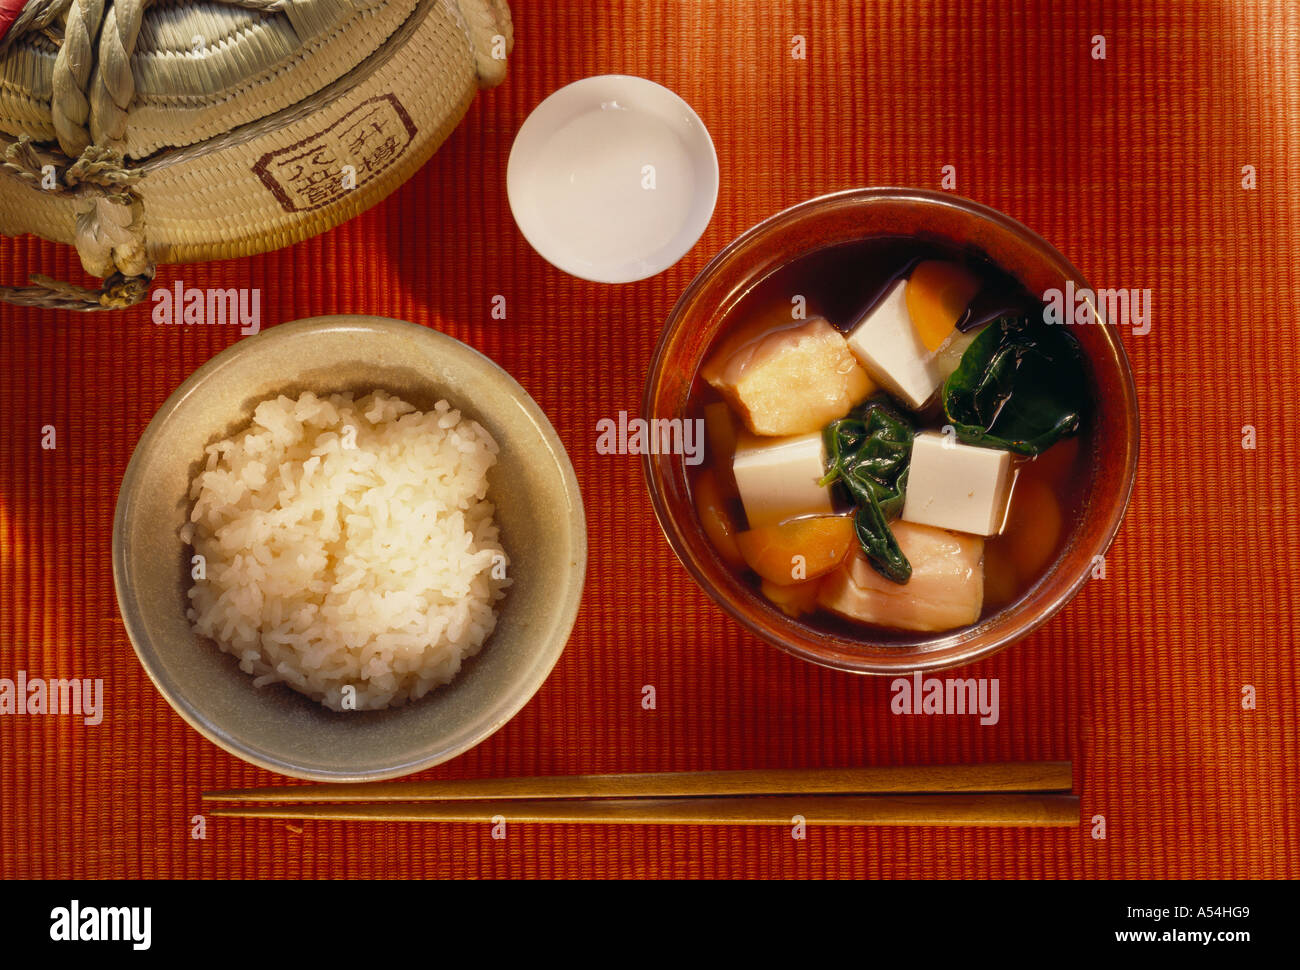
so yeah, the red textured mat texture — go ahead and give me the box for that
[1,1,1297,878]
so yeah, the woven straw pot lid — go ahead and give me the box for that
[0,0,513,309]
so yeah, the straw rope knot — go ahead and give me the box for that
[64,142,142,199]
[1,132,150,281]
[1,134,140,197]
[70,179,148,279]
[0,133,47,187]
[0,132,151,306]
[37,0,153,282]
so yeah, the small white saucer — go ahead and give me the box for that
[507,75,719,284]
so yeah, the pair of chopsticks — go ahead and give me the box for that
[204,762,1077,827]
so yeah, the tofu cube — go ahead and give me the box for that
[902,431,1013,536]
[701,317,874,436]
[846,279,942,409]
[732,431,833,529]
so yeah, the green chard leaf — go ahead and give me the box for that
[942,316,1087,456]
[819,398,915,584]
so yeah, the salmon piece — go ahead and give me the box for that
[701,317,874,436]
[817,521,984,632]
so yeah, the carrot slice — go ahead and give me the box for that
[761,576,824,617]
[735,515,855,586]
[694,469,745,568]
[906,260,981,352]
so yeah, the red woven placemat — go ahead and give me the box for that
[1,0,1296,879]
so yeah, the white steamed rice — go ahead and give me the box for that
[180,389,510,711]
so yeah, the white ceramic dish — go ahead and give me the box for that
[507,75,719,283]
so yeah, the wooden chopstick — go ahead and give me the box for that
[203,762,1072,803]
[209,794,1080,827]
